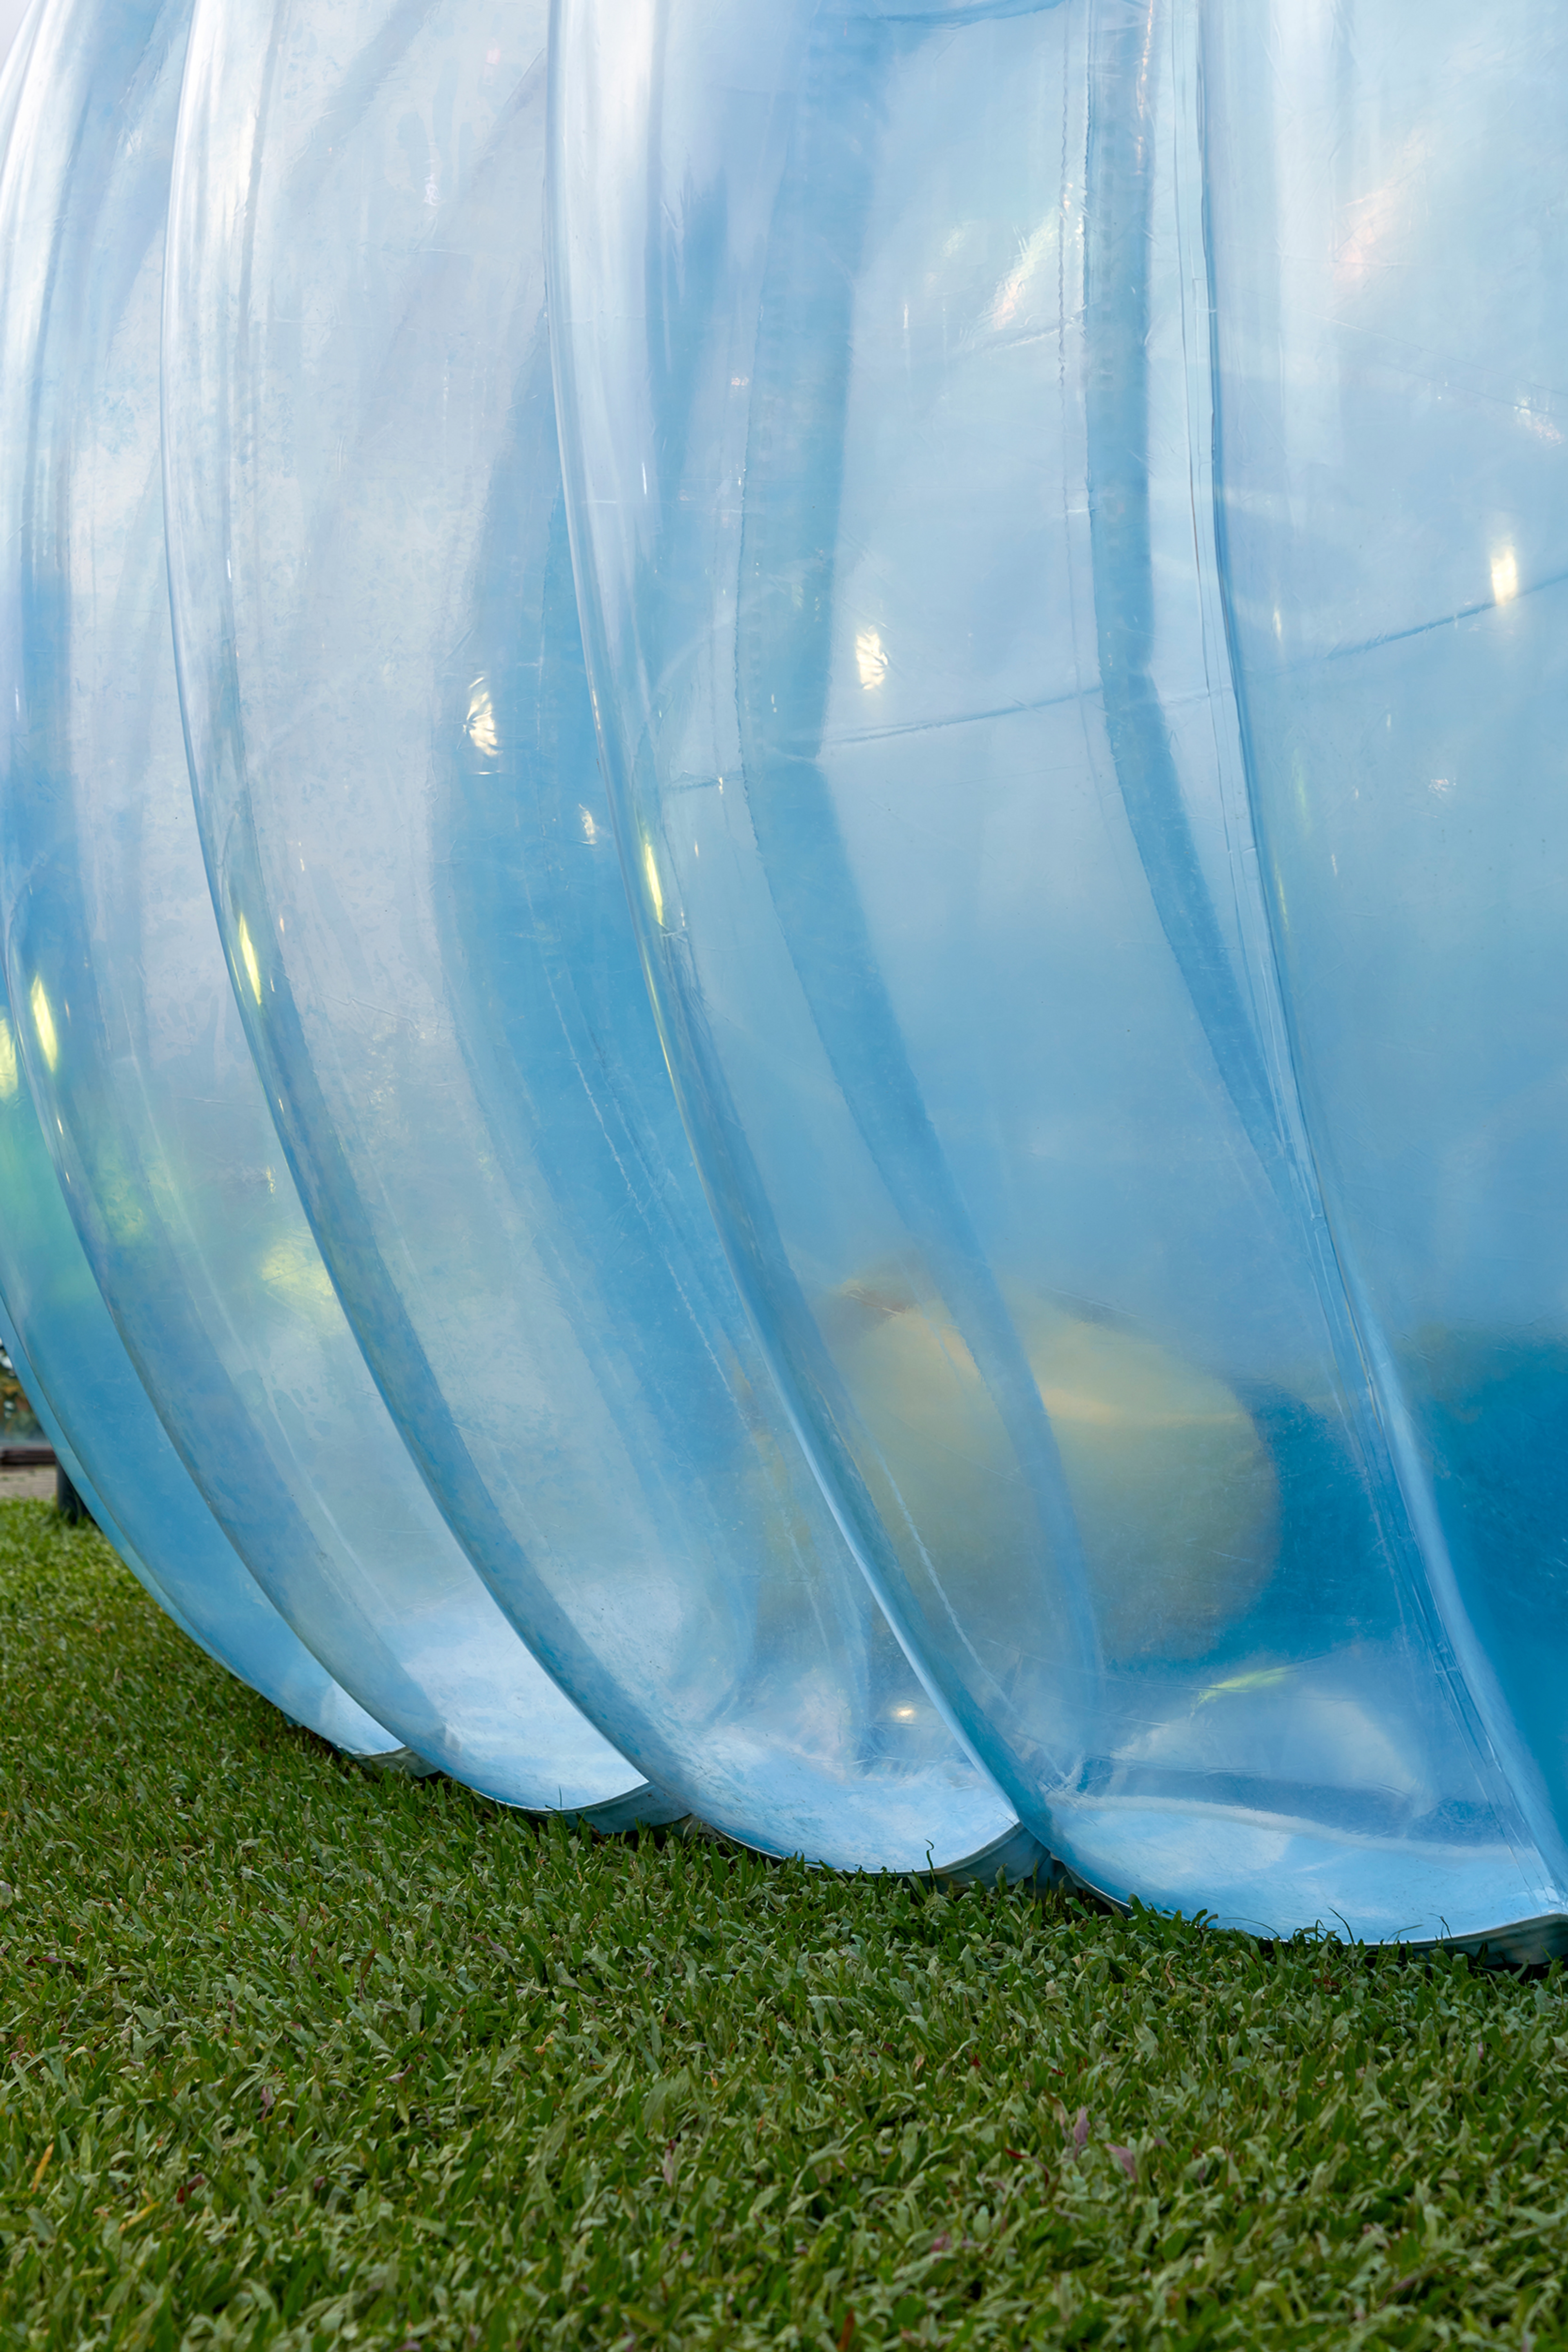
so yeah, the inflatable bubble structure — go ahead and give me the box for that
[0,0,1564,1951]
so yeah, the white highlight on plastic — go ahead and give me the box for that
[642,839,664,927]
[466,677,499,756]
[855,627,888,690]
[29,977,57,1071]
[236,916,262,1005]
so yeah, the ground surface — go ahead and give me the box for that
[0,1469,54,1503]
[0,1498,1564,2350]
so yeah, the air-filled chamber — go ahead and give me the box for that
[549,0,1568,1948]
[159,0,1023,1873]
[0,0,665,1817]
[1,0,1564,1946]
[1199,0,1568,1871]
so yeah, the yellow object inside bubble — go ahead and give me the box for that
[828,1266,1279,1663]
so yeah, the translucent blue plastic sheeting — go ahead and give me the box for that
[0,0,27,72]
[0,1292,203,1652]
[548,0,1568,1945]
[0,966,401,1749]
[0,0,388,1749]
[160,0,1023,1871]
[0,0,36,184]
[1198,0,1568,1868]
[0,0,662,1821]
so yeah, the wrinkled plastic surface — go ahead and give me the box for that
[0,968,401,1745]
[0,3,25,74]
[0,1291,202,1650]
[0,0,393,1750]
[548,0,1568,1941]
[1199,0,1568,1868]
[4,0,1561,1939]
[159,0,1019,1872]
[0,0,659,1817]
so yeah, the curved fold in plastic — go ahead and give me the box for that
[546,0,1568,1944]
[159,0,1020,1870]
[5,0,1561,1942]
[0,0,663,1822]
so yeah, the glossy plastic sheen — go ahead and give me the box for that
[548,0,1568,1939]
[0,966,398,1745]
[0,0,657,1817]
[0,0,391,1750]
[161,0,1019,1868]
[0,1294,199,1638]
[1199,0,1568,1864]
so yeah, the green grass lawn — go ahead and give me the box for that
[0,1498,1565,2350]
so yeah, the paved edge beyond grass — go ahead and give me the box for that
[1,1497,1566,2351]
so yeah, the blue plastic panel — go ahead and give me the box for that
[0,0,391,1750]
[0,0,658,1818]
[3,0,1558,1940]
[547,0,1568,1939]
[158,0,1021,1869]
[1199,0,1568,1864]
[0,965,401,1750]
